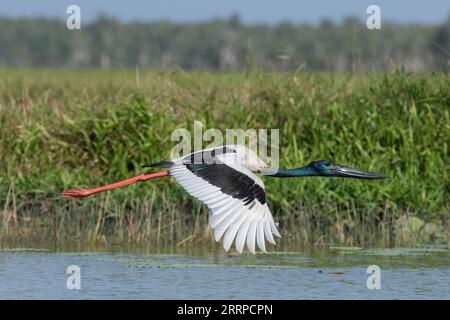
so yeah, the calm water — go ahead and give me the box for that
[0,247,449,299]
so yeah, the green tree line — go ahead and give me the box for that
[0,14,449,71]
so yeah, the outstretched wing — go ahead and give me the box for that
[170,149,281,254]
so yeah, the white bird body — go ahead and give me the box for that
[62,144,386,255]
[171,144,268,172]
[169,145,280,254]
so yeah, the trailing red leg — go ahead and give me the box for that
[61,171,170,198]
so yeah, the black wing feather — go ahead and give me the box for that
[184,154,266,206]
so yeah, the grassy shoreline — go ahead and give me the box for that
[0,69,449,249]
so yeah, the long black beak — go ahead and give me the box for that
[331,165,387,179]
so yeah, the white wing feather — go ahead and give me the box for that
[170,153,281,254]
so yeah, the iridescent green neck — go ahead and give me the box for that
[264,167,319,177]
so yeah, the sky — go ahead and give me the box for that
[0,0,449,25]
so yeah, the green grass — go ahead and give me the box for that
[0,68,448,250]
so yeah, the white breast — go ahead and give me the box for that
[169,145,281,254]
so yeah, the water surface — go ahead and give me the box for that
[0,247,448,299]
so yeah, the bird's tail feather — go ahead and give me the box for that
[141,160,173,168]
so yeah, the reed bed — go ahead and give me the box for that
[0,69,448,250]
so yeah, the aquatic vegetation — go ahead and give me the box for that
[0,248,49,252]
[329,246,363,251]
[360,247,449,256]
[0,69,448,249]
[127,263,302,269]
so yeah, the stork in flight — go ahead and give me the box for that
[61,145,386,254]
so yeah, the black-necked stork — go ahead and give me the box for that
[62,145,386,254]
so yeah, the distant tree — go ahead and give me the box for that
[430,15,450,70]
[0,15,447,72]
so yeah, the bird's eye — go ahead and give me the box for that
[323,161,332,167]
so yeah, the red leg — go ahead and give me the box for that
[61,171,170,198]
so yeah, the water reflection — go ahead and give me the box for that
[0,246,448,299]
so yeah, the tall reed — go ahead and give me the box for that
[0,69,448,249]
